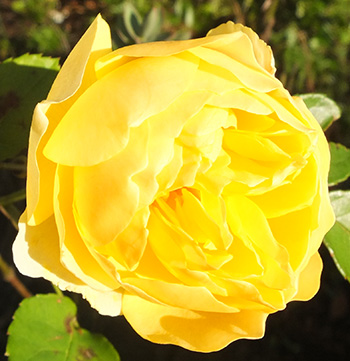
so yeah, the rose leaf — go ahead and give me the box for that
[324,190,350,282]
[0,54,60,162]
[141,7,163,42]
[6,293,120,361]
[300,93,341,130]
[328,142,350,186]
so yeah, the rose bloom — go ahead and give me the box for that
[14,15,334,352]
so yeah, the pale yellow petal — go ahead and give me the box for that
[13,212,83,287]
[187,59,242,94]
[208,89,272,114]
[185,106,226,135]
[207,21,276,75]
[47,14,111,102]
[189,46,279,92]
[13,214,122,317]
[79,288,123,316]
[105,33,241,58]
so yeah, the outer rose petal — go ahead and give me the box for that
[207,22,276,75]
[44,54,199,166]
[26,15,112,225]
[47,14,111,103]
[122,292,268,352]
[292,252,323,301]
[13,213,122,316]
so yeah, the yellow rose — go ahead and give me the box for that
[13,15,334,352]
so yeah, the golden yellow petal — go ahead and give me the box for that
[250,155,318,218]
[135,91,212,206]
[54,165,120,290]
[73,121,149,246]
[26,15,112,225]
[268,207,312,270]
[121,278,239,313]
[96,207,150,271]
[226,195,291,287]
[122,292,268,352]
[292,252,323,301]
[44,54,199,166]
[26,103,56,225]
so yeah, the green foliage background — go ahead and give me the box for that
[1,1,350,360]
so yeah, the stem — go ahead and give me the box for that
[0,204,19,230]
[0,255,32,298]
[0,162,26,171]
[261,0,279,42]
[0,189,25,229]
[232,0,245,25]
[0,188,26,206]
[52,284,64,297]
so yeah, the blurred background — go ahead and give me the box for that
[1,1,350,360]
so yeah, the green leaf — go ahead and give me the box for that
[6,294,120,361]
[0,54,59,161]
[329,142,350,186]
[324,190,350,282]
[142,7,163,42]
[123,2,142,42]
[183,4,195,28]
[300,93,341,130]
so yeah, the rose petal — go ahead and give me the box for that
[95,207,150,271]
[249,155,318,218]
[208,89,273,114]
[44,54,199,166]
[54,165,120,290]
[122,292,268,352]
[13,213,123,316]
[189,46,279,92]
[226,194,291,290]
[26,103,56,225]
[47,14,111,102]
[292,252,322,301]
[121,278,239,313]
[103,33,241,58]
[27,15,112,225]
[135,90,212,206]
[268,207,312,270]
[73,121,149,246]
[207,22,276,75]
